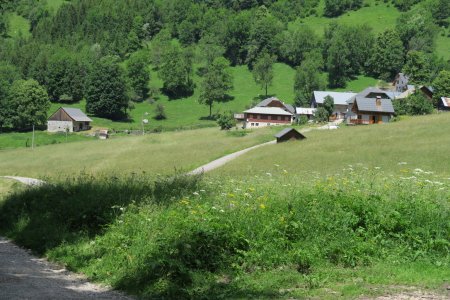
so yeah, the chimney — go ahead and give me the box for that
[376,96,382,107]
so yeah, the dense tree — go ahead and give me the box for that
[246,8,284,67]
[252,52,275,96]
[127,51,150,100]
[327,36,350,88]
[150,29,172,69]
[223,11,252,65]
[402,51,431,85]
[368,29,405,81]
[85,56,129,120]
[324,0,363,17]
[396,8,437,53]
[198,57,233,117]
[294,52,325,107]
[277,25,320,67]
[7,79,50,130]
[314,107,329,122]
[0,62,22,130]
[159,45,194,98]
[432,70,450,107]
[0,14,8,37]
[323,95,335,119]
[46,51,85,102]
[405,93,434,115]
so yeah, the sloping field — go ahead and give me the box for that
[0,127,276,178]
[214,114,450,177]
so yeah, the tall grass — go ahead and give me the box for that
[1,167,448,298]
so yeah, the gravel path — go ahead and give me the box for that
[2,176,44,186]
[188,140,276,175]
[0,237,132,300]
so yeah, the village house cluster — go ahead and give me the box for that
[235,73,447,128]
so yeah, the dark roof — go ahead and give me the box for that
[274,127,305,139]
[256,97,295,113]
[355,98,395,114]
[357,87,394,99]
[62,107,93,122]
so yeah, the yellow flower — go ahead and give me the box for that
[227,193,235,198]
[260,204,266,209]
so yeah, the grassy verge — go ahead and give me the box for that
[0,178,22,198]
[0,168,448,298]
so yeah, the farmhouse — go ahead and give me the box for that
[275,128,306,143]
[393,73,410,92]
[349,95,395,125]
[240,97,295,128]
[295,107,316,121]
[311,91,357,120]
[47,107,92,133]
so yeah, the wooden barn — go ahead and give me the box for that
[275,128,306,143]
[47,107,92,133]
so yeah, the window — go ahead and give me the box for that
[256,123,259,126]
[251,123,254,126]
[260,115,268,120]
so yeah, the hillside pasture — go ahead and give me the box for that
[214,114,450,177]
[0,127,275,178]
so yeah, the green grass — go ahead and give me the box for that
[0,178,22,197]
[45,0,68,12]
[293,1,401,36]
[332,75,379,92]
[214,114,450,177]
[6,12,31,39]
[0,130,94,150]
[1,165,448,298]
[436,33,450,60]
[0,126,275,178]
[46,63,296,132]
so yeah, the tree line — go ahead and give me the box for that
[0,0,449,131]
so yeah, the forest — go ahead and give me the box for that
[0,0,449,131]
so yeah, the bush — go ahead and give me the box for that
[216,112,235,130]
[154,103,167,120]
[298,115,308,125]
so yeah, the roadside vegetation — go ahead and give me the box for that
[0,166,448,298]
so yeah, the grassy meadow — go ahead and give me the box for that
[214,113,450,178]
[0,126,277,178]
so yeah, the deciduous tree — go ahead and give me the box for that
[432,70,450,107]
[127,51,150,100]
[252,52,275,96]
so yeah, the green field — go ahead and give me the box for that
[0,126,276,178]
[214,114,450,178]
[0,114,448,299]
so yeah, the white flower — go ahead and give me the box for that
[193,192,200,196]
[398,162,407,165]
[219,209,225,213]
[266,172,272,176]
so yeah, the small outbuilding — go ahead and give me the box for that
[47,107,92,133]
[275,128,306,143]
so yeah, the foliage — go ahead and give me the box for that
[216,112,236,130]
[405,92,434,115]
[277,25,320,67]
[154,103,166,120]
[298,115,308,125]
[324,0,363,17]
[396,7,437,53]
[0,62,22,129]
[252,52,275,96]
[323,95,335,117]
[1,167,448,298]
[314,107,329,122]
[127,51,150,101]
[294,51,325,107]
[159,45,194,99]
[85,56,129,120]
[6,79,50,130]
[431,70,450,106]
[403,51,432,84]
[198,57,233,117]
[369,29,405,81]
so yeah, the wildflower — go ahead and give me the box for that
[374,167,381,170]
[219,209,225,213]
[193,192,200,196]
[266,172,272,176]
[414,168,424,173]
[244,192,251,198]
[274,164,280,167]
[260,204,266,209]
[199,189,206,193]
[398,162,407,165]
[227,193,235,198]
[283,169,288,174]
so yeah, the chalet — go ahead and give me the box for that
[275,128,306,143]
[240,97,295,128]
[439,97,450,111]
[311,91,357,120]
[47,107,92,133]
[349,95,395,125]
[393,73,410,92]
[243,107,293,128]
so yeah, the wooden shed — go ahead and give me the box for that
[275,128,306,143]
[47,107,92,133]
